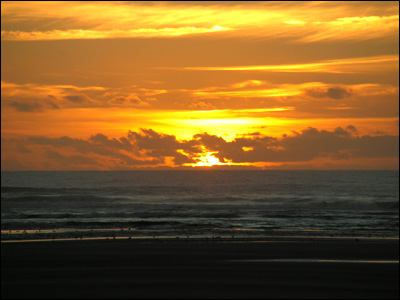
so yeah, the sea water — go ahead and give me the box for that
[1,170,398,241]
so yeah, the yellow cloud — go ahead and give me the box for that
[303,15,399,42]
[193,89,302,98]
[181,55,398,74]
[284,20,307,25]
[1,26,231,41]
[1,2,398,42]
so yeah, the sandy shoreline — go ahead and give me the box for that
[2,239,399,299]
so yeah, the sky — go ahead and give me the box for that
[1,1,399,170]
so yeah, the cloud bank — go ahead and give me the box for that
[2,126,398,170]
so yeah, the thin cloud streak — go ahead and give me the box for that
[180,55,399,74]
[1,26,231,41]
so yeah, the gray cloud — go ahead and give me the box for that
[327,87,352,99]
[305,86,352,99]
[10,101,43,112]
[27,134,160,166]
[63,94,91,103]
[128,127,398,164]
[46,150,98,165]
[128,129,196,164]
[4,126,399,169]
[108,96,147,107]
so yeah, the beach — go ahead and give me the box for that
[1,238,399,299]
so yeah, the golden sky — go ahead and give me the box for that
[1,1,399,170]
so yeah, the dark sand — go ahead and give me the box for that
[1,238,399,299]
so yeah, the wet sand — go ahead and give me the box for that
[1,238,399,299]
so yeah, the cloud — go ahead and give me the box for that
[4,126,397,170]
[108,95,150,107]
[9,101,43,112]
[1,81,160,111]
[299,15,399,43]
[63,94,91,104]
[128,129,197,165]
[46,150,98,166]
[1,2,397,42]
[26,134,160,167]
[1,26,231,41]
[187,101,216,110]
[143,126,398,165]
[179,55,399,74]
[1,81,102,110]
[305,86,352,99]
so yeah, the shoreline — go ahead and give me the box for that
[2,238,398,299]
[1,235,399,244]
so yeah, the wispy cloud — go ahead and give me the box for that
[189,80,398,101]
[1,26,231,41]
[180,55,399,74]
[1,2,397,42]
[301,15,399,42]
[0,81,160,110]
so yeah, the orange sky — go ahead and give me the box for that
[1,1,399,170]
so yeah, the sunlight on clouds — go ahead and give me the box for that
[1,2,398,170]
[284,20,306,25]
[1,26,231,41]
[155,117,264,141]
[178,146,251,167]
[182,55,399,74]
[194,89,302,98]
[242,147,254,152]
[148,108,299,141]
[302,15,399,42]
[1,2,398,42]
[192,82,328,99]
[232,80,264,88]
[184,146,223,167]
[350,84,399,96]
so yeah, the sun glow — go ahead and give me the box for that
[180,146,251,168]
[193,151,222,167]
[1,1,398,171]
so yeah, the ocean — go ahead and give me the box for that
[1,170,398,241]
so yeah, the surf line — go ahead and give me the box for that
[229,259,399,264]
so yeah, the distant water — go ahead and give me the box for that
[1,170,399,241]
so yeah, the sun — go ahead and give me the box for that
[181,146,251,168]
[178,146,229,167]
[181,146,228,167]
[176,145,256,168]
[194,151,224,167]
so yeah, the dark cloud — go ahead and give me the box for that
[46,99,60,109]
[63,94,89,103]
[46,150,98,165]
[345,125,358,134]
[5,126,399,169]
[10,101,43,112]
[126,127,398,165]
[128,129,196,164]
[27,134,160,166]
[109,96,144,106]
[9,99,59,111]
[326,87,352,99]
[89,133,133,151]
[305,86,352,99]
